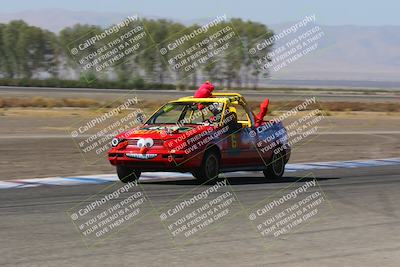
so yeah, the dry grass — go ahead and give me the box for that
[0,97,399,113]
[0,97,102,108]
[247,100,400,113]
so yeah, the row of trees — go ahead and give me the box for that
[0,20,58,79]
[0,19,274,88]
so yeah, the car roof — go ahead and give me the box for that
[170,93,244,104]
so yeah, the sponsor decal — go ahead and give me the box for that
[125,153,158,159]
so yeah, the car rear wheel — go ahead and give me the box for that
[263,150,285,179]
[192,150,220,182]
[117,166,141,183]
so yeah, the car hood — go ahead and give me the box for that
[115,124,215,140]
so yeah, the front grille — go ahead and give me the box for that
[109,153,124,157]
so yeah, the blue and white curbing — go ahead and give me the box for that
[1,158,399,189]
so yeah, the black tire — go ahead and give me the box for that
[116,166,141,183]
[263,150,286,179]
[192,149,220,182]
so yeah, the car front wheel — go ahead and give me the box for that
[192,150,220,182]
[263,150,286,179]
[116,166,141,183]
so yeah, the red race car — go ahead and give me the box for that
[108,93,291,183]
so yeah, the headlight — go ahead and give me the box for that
[111,138,120,147]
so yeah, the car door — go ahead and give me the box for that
[223,103,263,167]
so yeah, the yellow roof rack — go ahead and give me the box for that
[172,93,244,103]
[212,92,243,98]
[172,96,226,103]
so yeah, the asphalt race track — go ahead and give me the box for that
[1,164,400,267]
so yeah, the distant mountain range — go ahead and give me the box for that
[270,23,400,82]
[1,9,399,84]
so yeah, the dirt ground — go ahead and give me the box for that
[0,108,399,180]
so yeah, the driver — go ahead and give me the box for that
[201,103,223,124]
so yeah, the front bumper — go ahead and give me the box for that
[108,149,202,171]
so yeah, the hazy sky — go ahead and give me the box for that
[1,0,399,26]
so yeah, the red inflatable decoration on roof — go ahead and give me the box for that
[194,81,215,110]
[194,81,215,98]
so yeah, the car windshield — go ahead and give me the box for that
[146,102,225,125]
